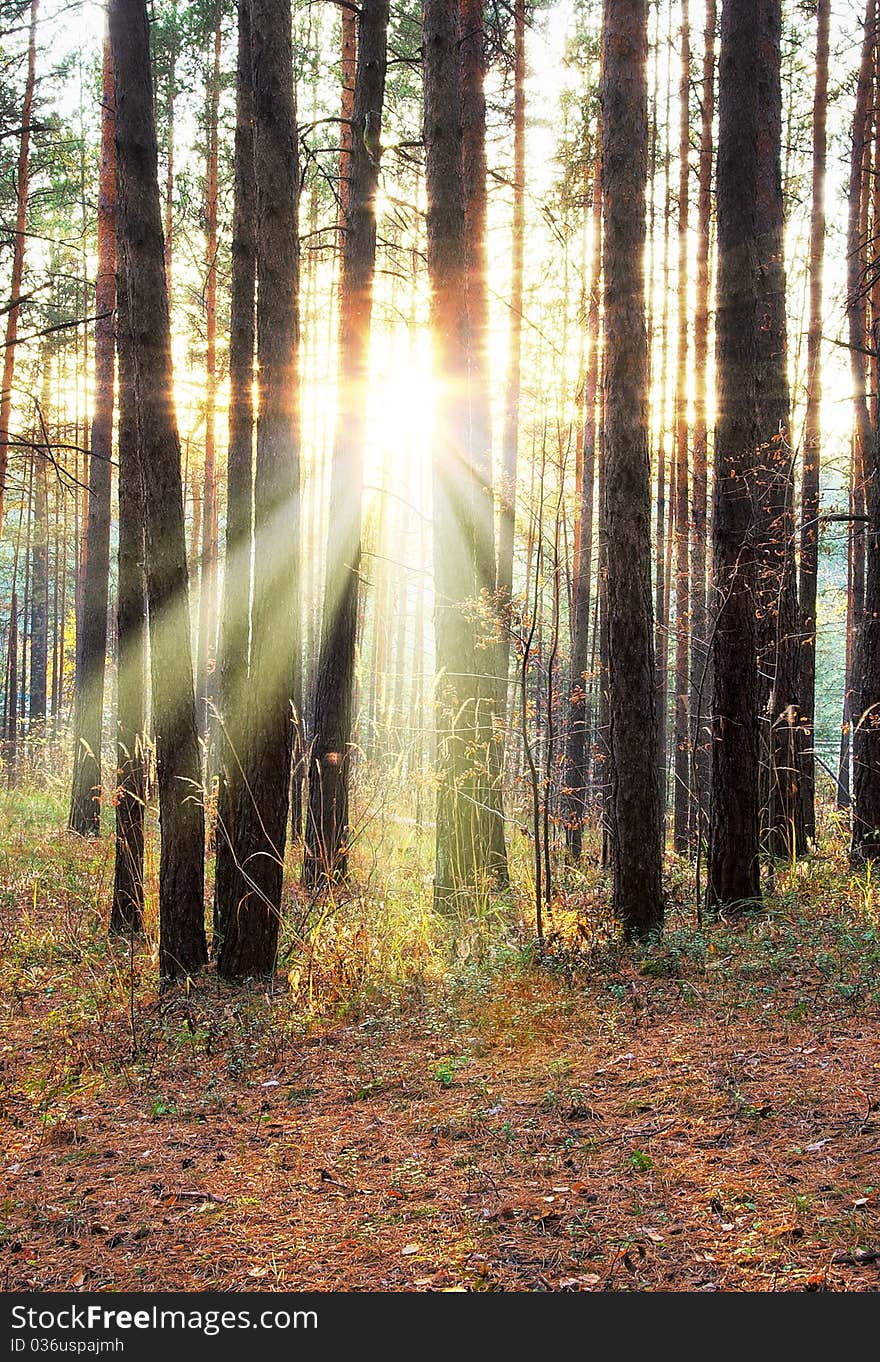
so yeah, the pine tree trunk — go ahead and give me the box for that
[601,0,664,935]
[196,10,221,745]
[689,0,715,848]
[424,0,483,912]
[851,0,880,863]
[217,0,301,978]
[163,5,176,289]
[707,0,767,909]
[798,0,829,842]
[29,443,48,731]
[214,0,257,948]
[0,0,38,534]
[495,0,525,742]
[654,1,674,819]
[6,591,18,776]
[110,0,207,982]
[70,34,116,835]
[337,3,357,230]
[672,0,691,853]
[460,0,507,883]
[110,248,146,936]
[752,0,803,864]
[563,146,601,861]
[305,0,389,885]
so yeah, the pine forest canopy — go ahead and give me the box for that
[0,0,876,979]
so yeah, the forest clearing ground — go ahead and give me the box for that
[2,793,880,1292]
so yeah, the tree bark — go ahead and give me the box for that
[110,0,207,982]
[798,0,829,842]
[337,3,357,230]
[217,0,301,978]
[689,0,715,848]
[752,0,803,864]
[424,0,484,912]
[214,0,257,948]
[305,0,389,885]
[563,144,601,861]
[707,0,768,909]
[601,0,664,935]
[0,0,38,534]
[70,34,116,836]
[196,7,221,746]
[460,0,507,883]
[495,0,525,751]
[29,441,48,730]
[672,0,691,852]
[110,247,146,936]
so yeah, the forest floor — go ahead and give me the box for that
[2,789,880,1292]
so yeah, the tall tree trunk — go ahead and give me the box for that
[20,452,32,761]
[110,248,146,935]
[839,432,863,808]
[163,2,177,289]
[563,145,601,860]
[798,0,829,842]
[305,0,389,885]
[217,0,301,978]
[6,591,18,775]
[110,0,207,982]
[70,34,116,835]
[0,0,38,533]
[672,0,691,852]
[424,0,483,912]
[707,0,769,909]
[337,2,357,230]
[689,0,715,847]
[752,0,802,864]
[29,442,48,731]
[214,0,257,948]
[601,0,664,935]
[654,0,674,817]
[495,0,525,742]
[459,0,507,881]
[196,8,221,744]
[851,0,880,863]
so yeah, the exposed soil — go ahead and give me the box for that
[3,884,880,1292]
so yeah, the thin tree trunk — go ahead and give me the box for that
[6,591,18,777]
[654,1,674,817]
[672,0,691,852]
[214,0,257,948]
[851,0,880,863]
[110,247,146,936]
[752,0,803,864]
[70,34,116,835]
[798,0,830,842]
[563,145,601,860]
[305,0,389,885]
[338,3,356,230]
[196,9,221,744]
[689,0,715,848]
[163,2,176,290]
[29,436,48,731]
[495,0,525,738]
[0,0,38,534]
[460,0,507,883]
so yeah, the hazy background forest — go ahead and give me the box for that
[0,0,868,945]
[2,0,880,1295]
